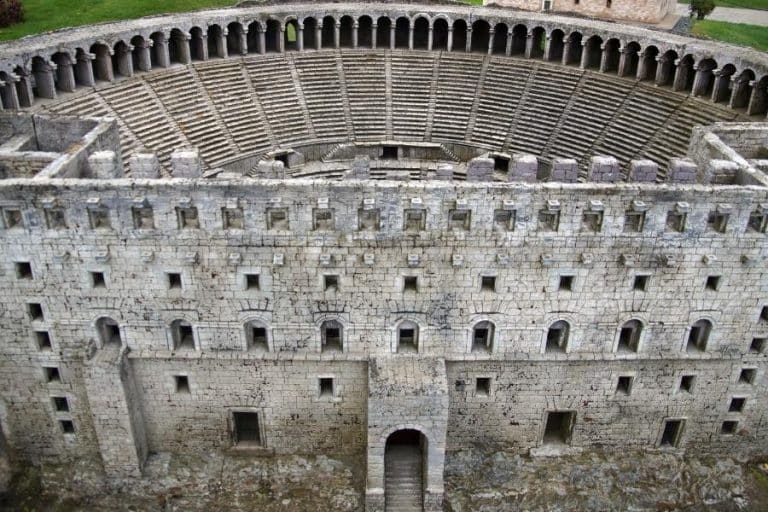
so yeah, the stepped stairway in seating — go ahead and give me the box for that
[385,442,423,512]
[431,53,482,143]
[341,51,387,140]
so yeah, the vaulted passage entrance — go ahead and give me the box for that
[385,429,425,511]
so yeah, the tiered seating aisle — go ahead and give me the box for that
[431,53,482,142]
[390,51,434,141]
[293,51,351,142]
[341,51,387,140]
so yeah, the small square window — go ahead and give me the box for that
[167,273,182,289]
[493,209,515,231]
[707,211,728,233]
[582,211,603,232]
[3,209,22,229]
[750,338,766,353]
[15,261,32,279]
[43,366,61,382]
[52,396,69,412]
[705,276,720,291]
[313,209,334,230]
[739,368,756,385]
[449,209,470,231]
[267,208,289,230]
[45,209,67,230]
[249,327,268,351]
[559,275,574,291]
[615,376,633,395]
[476,377,491,396]
[481,276,496,292]
[132,207,154,229]
[28,303,44,321]
[666,211,686,233]
[538,210,560,231]
[382,145,398,159]
[222,207,244,229]
[91,271,106,288]
[232,411,261,445]
[679,375,696,393]
[245,273,260,290]
[174,375,190,393]
[177,207,199,229]
[748,210,768,233]
[88,208,111,229]
[404,209,426,232]
[623,211,645,233]
[729,397,746,412]
[36,331,52,351]
[633,275,649,291]
[721,420,738,434]
[493,156,509,173]
[324,275,339,291]
[59,420,75,434]
[403,276,418,292]
[358,209,380,231]
[319,377,334,397]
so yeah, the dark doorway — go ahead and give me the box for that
[543,411,575,445]
[660,419,684,447]
[385,429,426,511]
[233,411,262,446]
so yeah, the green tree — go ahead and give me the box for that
[690,0,716,20]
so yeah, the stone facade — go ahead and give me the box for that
[487,0,676,24]
[0,3,767,511]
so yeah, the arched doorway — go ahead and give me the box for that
[385,429,426,511]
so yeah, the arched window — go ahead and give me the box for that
[530,27,546,59]
[149,32,167,68]
[583,35,602,69]
[491,23,508,55]
[546,321,570,353]
[413,17,429,50]
[433,18,449,50]
[339,16,354,48]
[189,27,206,61]
[510,24,526,56]
[397,320,419,353]
[376,17,392,48]
[51,51,75,93]
[284,19,299,51]
[265,19,281,52]
[620,41,640,77]
[207,25,224,58]
[358,16,373,48]
[321,16,336,48]
[602,38,620,73]
[687,319,711,352]
[565,32,582,66]
[169,28,189,64]
[639,45,659,81]
[227,22,245,55]
[129,36,149,72]
[452,19,468,52]
[321,320,343,352]
[303,17,317,50]
[674,54,695,92]
[694,58,718,97]
[471,321,495,353]
[245,320,269,351]
[171,319,195,351]
[748,76,768,117]
[395,17,410,48]
[712,63,736,103]
[247,21,262,54]
[470,20,490,53]
[548,29,565,62]
[730,69,755,109]
[617,320,642,353]
[96,317,122,346]
[111,41,133,78]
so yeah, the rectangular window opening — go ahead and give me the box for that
[493,209,515,231]
[233,411,261,446]
[167,272,182,290]
[493,156,509,173]
[666,212,686,233]
[267,208,289,230]
[89,208,110,229]
[245,273,260,290]
[624,211,645,233]
[15,261,32,280]
[761,306,768,322]
[403,276,418,292]
[174,375,190,393]
[44,366,61,382]
[45,209,66,230]
[250,327,268,351]
[3,208,22,229]
[748,211,768,233]
[543,411,575,445]
[660,419,684,447]
[559,275,574,291]
[132,207,154,229]
[582,211,603,232]
[91,271,106,289]
[616,376,633,395]
[59,420,75,434]
[358,209,380,231]
[705,275,721,291]
[177,325,194,350]
[449,209,470,231]
[398,328,418,353]
[472,329,491,352]
[633,275,649,291]
[319,377,334,397]
[52,396,69,412]
[721,420,738,435]
[476,377,491,396]
[324,275,339,291]
[177,207,199,229]
[750,337,766,353]
[739,368,756,385]
[481,276,496,292]
[404,209,426,232]
[313,209,334,230]
[707,212,728,233]
[538,210,560,232]
[222,208,244,229]
[679,375,696,393]
[729,397,746,412]
[323,328,342,352]
[36,331,52,351]
[382,145,398,160]
[28,303,44,321]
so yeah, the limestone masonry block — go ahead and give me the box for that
[510,154,538,182]
[588,156,620,183]
[466,157,494,182]
[170,149,202,178]
[88,150,123,179]
[629,160,658,183]
[668,158,698,184]
[128,153,161,179]
[549,158,579,183]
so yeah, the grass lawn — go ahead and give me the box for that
[691,19,768,51]
[0,0,237,41]
[678,0,768,8]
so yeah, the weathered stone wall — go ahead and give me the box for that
[487,0,675,23]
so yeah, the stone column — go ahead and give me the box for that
[55,59,76,92]
[353,22,359,48]
[747,80,767,116]
[409,24,414,50]
[524,32,535,58]
[427,26,433,51]
[372,24,378,49]
[33,61,57,99]
[579,41,589,69]
[94,49,114,82]
[635,51,647,80]
[154,37,171,67]
[543,35,552,61]
[116,44,134,77]
[465,27,472,52]
[279,28,285,52]
[655,55,670,86]
[487,29,494,55]
[75,52,96,85]
[335,22,341,49]
[134,40,152,71]
[672,59,688,91]
[710,69,729,103]
[316,23,323,49]
[617,48,628,76]
[199,34,209,60]
[691,65,709,96]
[0,76,21,109]
[298,24,304,51]
[176,33,192,64]
[507,30,514,56]
[729,76,749,109]
[561,38,571,66]
[215,29,228,58]
[598,43,608,72]
[390,25,395,50]
[447,27,453,52]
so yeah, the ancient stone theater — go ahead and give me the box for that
[0,0,766,510]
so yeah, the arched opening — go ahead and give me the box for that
[130,35,150,72]
[385,429,427,511]
[265,19,281,52]
[471,321,495,353]
[548,29,565,62]
[321,320,343,352]
[748,76,768,117]
[396,320,419,353]
[413,17,429,50]
[712,63,736,103]
[376,17,391,48]
[284,19,299,51]
[639,45,658,81]
[686,319,711,353]
[657,49,678,86]
[89,42,113,82]
[168,28,188,64]
[617,320,642,353]
[190,27,206,61]
[12,65,32,107]
[303,17,317,49]
[245,320,269,351]
[395,17,410,48]
[694,58,717,97]
[246,22,261,54]
[583,35,603,69]
[674,54,695,92]
[358,16,373,48]
[171,319,195,351]
[111,41,133,78]
[31,56,55,99]
[470,20,490,53]
[0,71,17,109]
[620,41,640,77]
[492,23,508,55]
[433,18,448,50]
[602,38,620,72]
[96,317,122,347]
[321,16,336,48]
[510,24,527,56]
[565,32,582,65]
[730,69,755,109]
[546,320,570,353]
[227,22,245,55]
[339,16,354,48]
[530,26,545,59]
[452,19,468,52]
[207,25,224,58]
[149,32,167,68]
[51,51,75,92]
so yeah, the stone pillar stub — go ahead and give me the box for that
[256,160,286,179]
[347,154,370,180]
[510,154,538,182]
[170,149,202,178]
[629,159,658,182]
[466,157,494,182]
[548,157,579,182]
[587,156,620,182]
[88,150,124,179]
[128,153,161,179]
[435,163,454,181]
[668,158,697,184]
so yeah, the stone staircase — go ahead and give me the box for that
[385,443,423,512]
